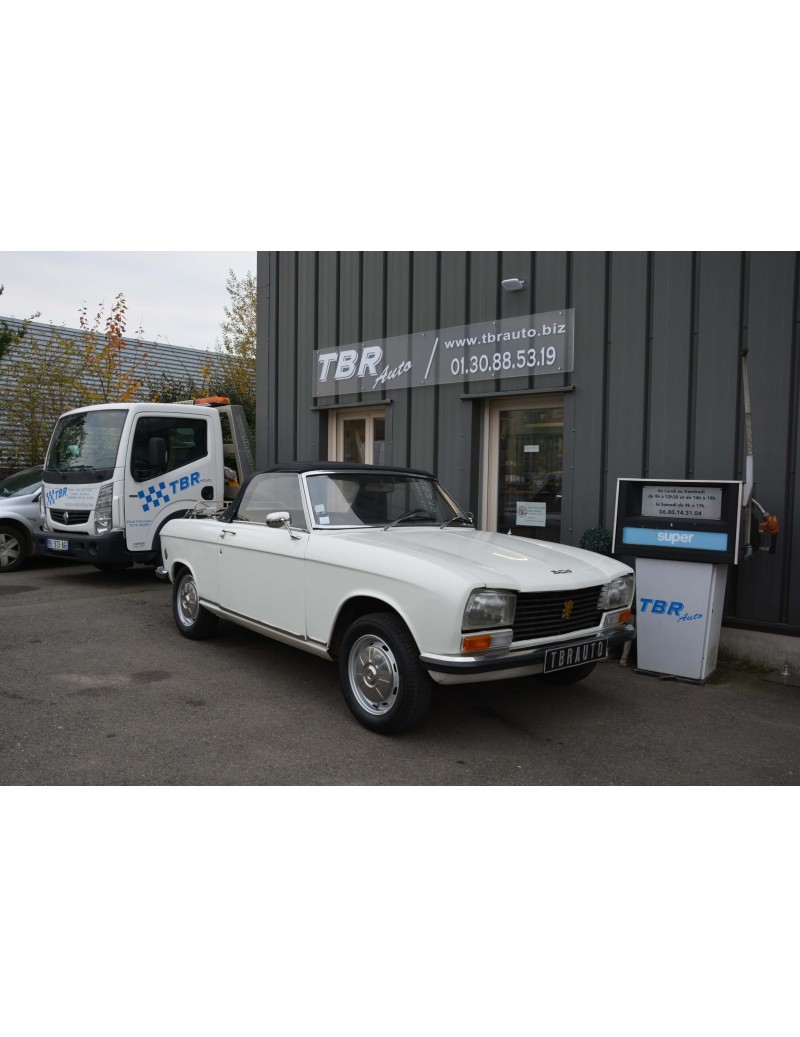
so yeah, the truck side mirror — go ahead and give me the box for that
[148,437,167,469]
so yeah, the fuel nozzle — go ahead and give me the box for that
[751,498,780,554]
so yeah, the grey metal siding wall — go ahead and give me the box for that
[0,316,213,467]
[257,251,800,633]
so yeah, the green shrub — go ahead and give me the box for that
[580,527,612,555]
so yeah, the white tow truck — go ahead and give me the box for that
[35,397,254,571]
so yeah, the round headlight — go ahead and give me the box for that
[462,589,516,631]
[598,574,634,611]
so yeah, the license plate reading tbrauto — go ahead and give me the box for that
[46,539,69,551]
[543,639,608,673]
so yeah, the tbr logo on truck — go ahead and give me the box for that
[46,487,69,506]
[137,472,201,512]
[138,482,171,512]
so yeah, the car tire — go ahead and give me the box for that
[339,612,432,733]
[0,524,28,573]
[539,661,597,685]
[172,568,219,640]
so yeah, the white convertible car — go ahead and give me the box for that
[160,463,635,733]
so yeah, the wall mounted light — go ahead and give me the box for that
[501,278,527,292]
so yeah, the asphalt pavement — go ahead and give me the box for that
[1,558,798,785]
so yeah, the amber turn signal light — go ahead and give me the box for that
[462,634,494,653]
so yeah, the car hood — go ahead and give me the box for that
[0,495,38,513]
[333,527,629,591]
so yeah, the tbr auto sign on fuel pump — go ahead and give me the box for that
[312,310,575,398]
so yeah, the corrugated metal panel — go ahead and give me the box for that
[275,251,297,462]
[255,250,275,464]
[296,252,319,461]
[533,253,571,396]
[437,252,473,508]
[361,252,385,343]
[570,252,608,536]
[693,252,744,478]
[497,251,535,396]
[259,250,800,634]
[0,316,212,467]
[409,252,438,473]
[604,252,649,522]
[384,252,413,464]
[787,259,800,628]
[466,252,500,397]
[648,252,694,477]
[0,316,211,390]
[732,252,798,625]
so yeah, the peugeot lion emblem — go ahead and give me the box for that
[562,600,574,620]
[63,511,70,523]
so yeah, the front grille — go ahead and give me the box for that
[512,585,603,642]
[50,509,90,525]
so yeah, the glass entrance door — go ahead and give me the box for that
[486,397,564,542]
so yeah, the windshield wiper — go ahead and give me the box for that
[440,515,474,528]
[383,508,436,530]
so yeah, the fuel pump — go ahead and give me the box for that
[611,349,781,683]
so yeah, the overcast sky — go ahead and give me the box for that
[0,252,256,351]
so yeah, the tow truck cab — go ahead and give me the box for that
[35,399,253,569]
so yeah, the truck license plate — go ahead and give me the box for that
[543,639,608,673]
[46,539,70,551]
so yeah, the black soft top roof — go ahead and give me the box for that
[221,461,437,520]
[260,461,435,477]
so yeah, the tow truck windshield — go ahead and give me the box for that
[45,410,127,480]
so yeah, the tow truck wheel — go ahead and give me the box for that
[339,612,432,734]
[173,568,219,640]
[0,524,27,572]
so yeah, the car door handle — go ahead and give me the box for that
[218,529,236,539]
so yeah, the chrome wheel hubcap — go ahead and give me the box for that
[348,634,399,714]
[178,576,200,624]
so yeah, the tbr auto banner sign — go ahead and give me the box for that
[313,309,575,397]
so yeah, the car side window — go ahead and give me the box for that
[130,417,209,482]
[237,473,306,528]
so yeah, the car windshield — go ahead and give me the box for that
[0,466,43,498]
[46,410,127,473]
[305,471,464,528]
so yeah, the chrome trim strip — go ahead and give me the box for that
[200,600,331,659]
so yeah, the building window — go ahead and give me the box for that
[328,407,387,465]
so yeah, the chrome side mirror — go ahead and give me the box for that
[266,510,301,540]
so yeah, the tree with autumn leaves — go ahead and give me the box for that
[1,293,153,469]
[150,269,257,428]
[75,292,150,403]
[1,271,257,470]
